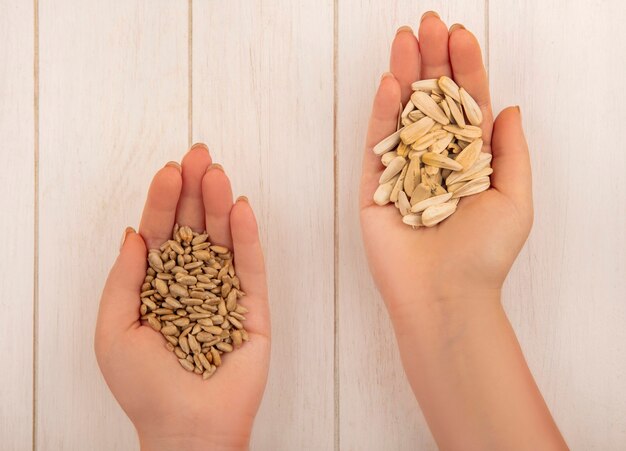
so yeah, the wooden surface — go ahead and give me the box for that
[191,1,335,448]
[0,1,34,450]
[1,0,625,449]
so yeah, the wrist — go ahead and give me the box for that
[139,433,250,451]
[386,285,502,335]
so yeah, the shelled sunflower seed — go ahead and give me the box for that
[373,76,493,227]
[140,224,249,380]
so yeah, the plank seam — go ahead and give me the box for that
[332,0,339,449]
[32,0,40,448]
[188,0,193,145]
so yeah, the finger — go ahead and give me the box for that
[138,162,183,250]
[418,11,452,79]
[361,73,401,210]
[176,143,212,231]
[448,24,494,147]
[96,228,146,339]
[230,197,270,338]
[390,26,420,104]
[202,164,234,249]
[491,106,533,214]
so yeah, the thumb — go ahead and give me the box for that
[96,227,147,340]
[491,106,533,216]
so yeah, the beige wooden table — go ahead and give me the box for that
[1,1,624,449]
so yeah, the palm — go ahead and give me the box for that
[102,322,268,438]
[96,144,270,446]
[360,19,532,320]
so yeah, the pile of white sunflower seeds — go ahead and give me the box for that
[140,224,248,379]
[373,76,492,227]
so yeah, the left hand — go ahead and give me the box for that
[95,144,270,451]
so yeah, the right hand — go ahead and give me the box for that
[360,15,533,329]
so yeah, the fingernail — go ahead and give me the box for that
[207,163,224,173]
[119,226,135,251]
[190,142,209,153]
[395,25,413,35]
[380,71,394,82]
[421,11,439,22]
[449,23,465,34]
[236,195,249,204]
[165,161,182,172]
[515,105,522,119]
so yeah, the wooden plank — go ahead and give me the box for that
[0,1,34,450]
[37,1,188,449]
[192,1,335,449]
[336,3,485,449]
[490,1,626,449]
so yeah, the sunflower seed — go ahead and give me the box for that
[373,129,402,155]
[410,91,450,125]
[410,78,440,92]
[451,176,491,199]
[422,202,457,227]
[421,152,463,171]
[410,192,453,213]
[373,174,399,206]
[399,116,435,145]
[455,138,483,171]
[381,151,398,167]
[402,213,424,227]
[438,76,461,103]
[459,87,483,126]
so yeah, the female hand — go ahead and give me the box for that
[361,15,532,329]
[95,144,270,451]
[360,14,567,450]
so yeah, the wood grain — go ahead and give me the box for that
[37,1,188,449]
[336,2,485,449]
[0,1,34,450]
[490,1,626,449]
[191,2,335,449]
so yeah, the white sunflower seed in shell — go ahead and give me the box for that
[411,78,440,92]
[390,165,409,203]
[380,150,398,167]
[459,87,483,126]
[446,181,465,193]
[446,166,493,186]
[401,116,414,127]
[396,142,409,157]
[373,174,399,206]
[410,91,450,125]
[443,124,482,139]
[397,191,411,216]
[438,76,461,103]
[400,116,435,145]
[379,156,406,184]
[401,100,415,119]
[422,202,457,227]
[410,183,432,205]
[421,152,463,171]
[445,95,466,127]
[407,110,426,121]
[455,138,483,171]
[440,99,453,122]
[428,133,454,154]
[410,192,453,213]
[403,157,421,195]
[373,129,402,155]
[451,176,491,199]
[402,213,423,227]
